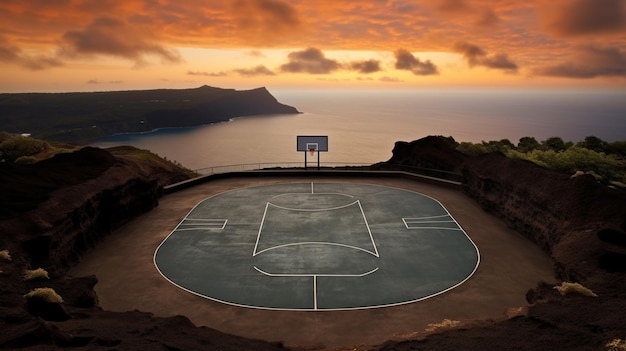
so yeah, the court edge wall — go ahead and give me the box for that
[163,170,462,194]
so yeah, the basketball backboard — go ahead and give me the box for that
[297,136,328,152]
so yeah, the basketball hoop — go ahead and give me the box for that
[309,147,316,157]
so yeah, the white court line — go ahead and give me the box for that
[178,219,227,230]
[405,227,462,231]
[253,266,379,277]
[357,200,379,257]
[252,203,270,256]
[406,214,451,219]
[266,200,359,212]
[313,276,317,310]
[403,216,461,230]
[254,241,379,257]
[253,267,379,311]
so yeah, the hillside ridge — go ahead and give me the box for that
[0,86,300,143]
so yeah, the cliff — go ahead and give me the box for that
[462,152,626,281]
[0,86,300,143]
[377,142,626,351]
[0,147,287,349]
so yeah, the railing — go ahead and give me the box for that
[194,162,372,175]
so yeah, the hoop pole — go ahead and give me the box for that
[317,149,320,170]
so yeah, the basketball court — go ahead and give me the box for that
[154,182,479,310]
[70,136,555,347]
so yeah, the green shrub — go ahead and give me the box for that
[0,134,50,162]
[0,250,11,261]
[24,287,63,303]
[553,282,597,297]
[23,268,49,280]
[15,155,38,164]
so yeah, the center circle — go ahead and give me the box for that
[154,182,480,311]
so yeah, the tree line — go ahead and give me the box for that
[455,136,626,188]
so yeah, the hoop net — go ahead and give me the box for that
[309,147,316,157]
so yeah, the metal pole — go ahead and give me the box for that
[317,150,320,170]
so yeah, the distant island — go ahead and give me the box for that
[0,86,300,143]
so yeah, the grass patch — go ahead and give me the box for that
[23,268,49,280]
[0,249,11,261]
[24,287,63,303]
[606,339,626,351]
[553,282,597,297]
[425,319,461,332]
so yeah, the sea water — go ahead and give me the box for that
[91,89,626,170]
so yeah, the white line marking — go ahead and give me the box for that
[253,241,379,256]
[311,182,314,194]
[403,216,459,229]
[252,203,270,256]
[405,227,463,231]
[405,221,456,225]
[407,214,451,219]
[253,266,379,277]
[179,219,228,230]
[313,275,318,310]
[357,200,379,257]
[267,200,359,212]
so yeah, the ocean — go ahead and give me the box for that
[91,89,626,171]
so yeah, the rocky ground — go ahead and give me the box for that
[1,138,625,350]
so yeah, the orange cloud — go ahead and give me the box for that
[1,0,626,88]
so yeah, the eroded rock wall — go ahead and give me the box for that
[461,152,626,282]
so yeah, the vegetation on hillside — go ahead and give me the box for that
[0,131,83,163]
[0,131,195,177]
[456,136,626,187]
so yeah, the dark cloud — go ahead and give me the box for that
[21,56,64,70]
[246,50,265,57]
[187,70,228,77]
[534,46,626,78]
[87,79,123,84]
[438,0,468,13]
[0,41,20,63]
[394,49,438,75]
[0,36,63,70]
[476,9,500,27]
[61,16,181,64]
[453,41,518,72]
[233,65,276,76]
[350,59,381,74]
[233,0,301,38]
[279,47,341,74]
[544,0,626,37]
[380,76,403,82]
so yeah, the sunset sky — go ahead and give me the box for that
[1,0,625,92]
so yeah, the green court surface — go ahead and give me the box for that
[154,182,480,311]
